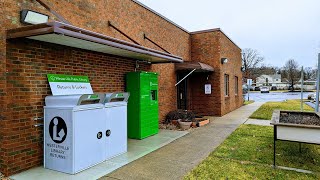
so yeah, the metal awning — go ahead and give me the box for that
[175,62,214,72]
[174,62,213,86]
[6,21,183,64]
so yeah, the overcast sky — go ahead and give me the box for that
[137,0,320,68]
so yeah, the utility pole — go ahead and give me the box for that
[301,66,304,111]
[316,53,320,112]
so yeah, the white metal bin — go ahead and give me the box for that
[44,94,106,174]
[104,92,129,159]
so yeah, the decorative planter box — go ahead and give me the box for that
[271,110,320,167]
[271,110,320,144]
[192,118,210,127]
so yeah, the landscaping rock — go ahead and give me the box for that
[280,113,320,126]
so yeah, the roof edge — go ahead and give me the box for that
[190,28,221,34]
[132,0,190,33]
[131,1,241,50]
[191,28,241,50]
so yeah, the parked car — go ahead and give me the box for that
[247,85,254,91]
[242,85,254,92]
[308,93,315,100]
[243,87,248,94]
[271,86,277,91]
[260,86,269,93]
[308,93,320,102]
[254,87,260,91]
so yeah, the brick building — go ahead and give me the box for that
[0,0,242,176]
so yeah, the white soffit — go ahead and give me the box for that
[28,34,166,62]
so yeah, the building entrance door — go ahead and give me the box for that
[177,73,188,110]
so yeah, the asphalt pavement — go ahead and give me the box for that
[244,91,314,102]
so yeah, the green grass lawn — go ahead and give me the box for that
[250,100,314,120]
[243,100,255,105]
[185,125,320,180]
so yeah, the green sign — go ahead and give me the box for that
[47,74,90,83]
[47,74,93,96]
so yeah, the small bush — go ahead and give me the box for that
[165,109,195,123]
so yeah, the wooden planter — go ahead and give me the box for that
[271,110,320,144]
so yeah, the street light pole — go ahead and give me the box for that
[301,66,304,111]
[315,53,320,112]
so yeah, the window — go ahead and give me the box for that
[235,76,238,95]
[224,74,229,96]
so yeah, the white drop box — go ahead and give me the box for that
[44,94,108,174]
[104,92,129,160]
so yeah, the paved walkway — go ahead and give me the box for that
[101,102,264,180]
[244,118,272,126]
[305,101,317,109]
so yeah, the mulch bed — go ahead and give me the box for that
[280,113,320,126]
[159,123,182,131]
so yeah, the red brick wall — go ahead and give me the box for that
[1,39,150,175]
[190,31,242,116]
[0,1,190,175]
[190,31,222,115]
[219,32,243,115]
[0,0,191,144]
[0,27,7,177]
[47,0,191,60]
[0,0,243,176]
[151,64,177,123]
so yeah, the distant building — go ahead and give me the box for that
[255,74,288,89]
[295,78,316,90]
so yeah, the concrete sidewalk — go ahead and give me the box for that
[244,118,272,126]
[101,102,264,180]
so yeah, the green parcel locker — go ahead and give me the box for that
[126,71,159,139]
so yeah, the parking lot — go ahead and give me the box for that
[244,91,315,102]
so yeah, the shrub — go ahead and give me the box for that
[165,109,195,124]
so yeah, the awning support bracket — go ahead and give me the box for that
[144,34,171,54]
[175,69,196,86]
[34,0,71,25]
[108,21,141,45]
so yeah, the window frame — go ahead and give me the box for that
[235,76,238,96]
[224,74,229,97]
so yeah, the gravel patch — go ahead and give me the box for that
[280,113,320,126]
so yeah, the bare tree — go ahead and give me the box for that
[304,67,316,80]
[283,59,300,91]
[256,64,279,76]
[242,48,264,80]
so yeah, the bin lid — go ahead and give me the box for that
[104,92,130,104]
[45,94,105,107]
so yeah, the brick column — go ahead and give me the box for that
[0,28,8,175]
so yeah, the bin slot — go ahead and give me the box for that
[105,92,129,103]
[110,98,125,102]
[79,99,100,105]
